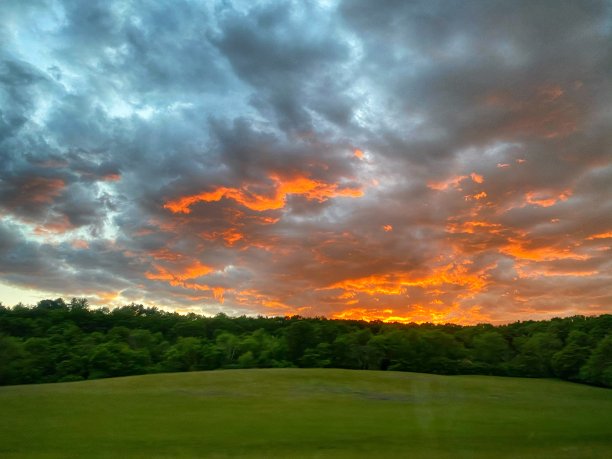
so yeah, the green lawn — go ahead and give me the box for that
[0,369,610,458]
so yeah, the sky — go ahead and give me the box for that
[1,0,611,324]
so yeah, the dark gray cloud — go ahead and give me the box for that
[212,1,352,133]
[0,0,610,323]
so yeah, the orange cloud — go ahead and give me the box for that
[211,287,225,302]
[234,289,294,313]
[429,172,484,191]
[525,189,571,207]
[470,172,484,184]
[71,239,90,249]
[201,228,246,246]
[149,248,184,262]
[325,263,486,298]
[180,282,226,302]
[516,265,598,278]
[353,149,364,159]
[332,304,490,325]
[587,231,612,240]
[145,260,213,285]
[221,228,244,246]
[446,220,503,235]
[465,191,487,201]
[428,175,467,191]
[501,239,588,261]
[383,224,393,232]
[33,214,73,235]
[21,177,65,204]
[164,174,363,214]
[145,259,226,302]
[97,292,121,304]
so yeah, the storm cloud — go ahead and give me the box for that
[0,0,611,323]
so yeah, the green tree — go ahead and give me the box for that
[472,331,511,364]
[0,336,29,384]
[163,337,203,372]
[237,351,256,368]
[284,321,317,363]
[88,342,150,378]
[551,331,592,380]
[510,332,562,377]
[300,343,332,368]
[331,329,372,369]
[579,335,612,387]
[216,332,240,366]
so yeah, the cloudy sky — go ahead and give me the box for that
[1,0,611,323]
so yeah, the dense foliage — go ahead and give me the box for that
[1,298,610,387]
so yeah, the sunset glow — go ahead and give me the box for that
[0,0,610,324]
[164,174,363,214]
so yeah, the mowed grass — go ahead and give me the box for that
[0,369,611,459]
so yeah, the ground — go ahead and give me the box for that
[0,369,611,458]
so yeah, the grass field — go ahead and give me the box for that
[0,369,611,458]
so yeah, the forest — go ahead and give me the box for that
[0,298,610,387]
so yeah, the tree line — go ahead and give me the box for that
[0,298,610,387]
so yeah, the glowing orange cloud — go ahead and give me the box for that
[97,292,122,304]
[164,174,363,214]
[428,175,467,191]
[465,191,487,201]
[148,248,185,262]
[221,228,244,246]
[587,231,612,240]
[332,304,490,325]
[234,289,294,313]
[354,149,364,159]
[383,224,393,232]
[145,260,226,302]
[145,260,213,284]
[501,239,588,261]
[446,220,503,235]
[515,265,598,278]
[326,263,486,298]
[525,189,571,207]
[202,228,246,246]
[470,173,484,184]
[428,172,483,191]
[211,287,225,302]
[179,283,226,302]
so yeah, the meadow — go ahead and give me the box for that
[0,368,611,458]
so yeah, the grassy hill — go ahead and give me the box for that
[0,369,610,458]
